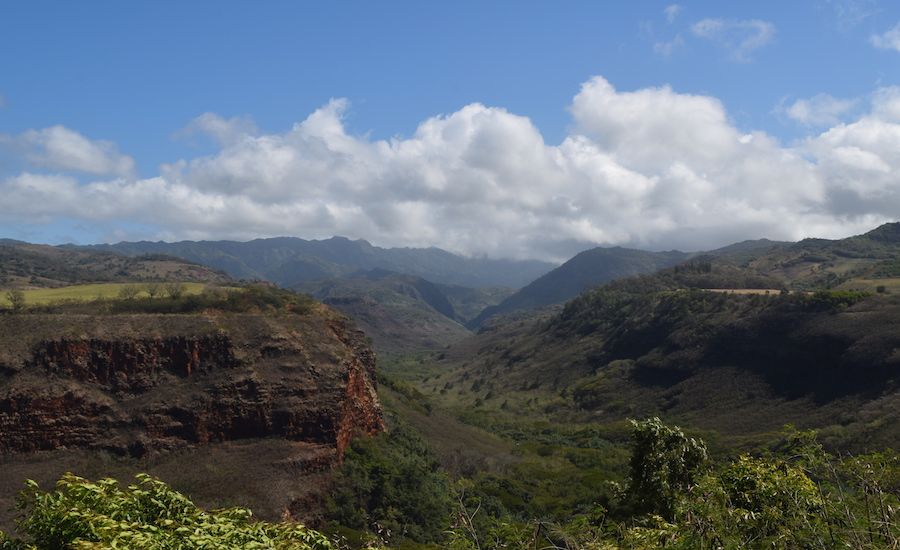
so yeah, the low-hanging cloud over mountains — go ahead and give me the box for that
[1,76,899,261]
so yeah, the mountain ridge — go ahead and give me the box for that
[468,246,691,328]
[81,236,556,289]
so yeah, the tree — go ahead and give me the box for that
[164,282,186,300]
[626,417,708,519]
[5,289,25,312]
[118,284,141,300]
[145,282,161,298]
[327,421,452,544]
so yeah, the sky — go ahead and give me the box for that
[2,1,900,261]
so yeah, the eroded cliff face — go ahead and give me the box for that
[0,312,383,456]
[0,310,384,523]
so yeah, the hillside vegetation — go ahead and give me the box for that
[0,283,314,316]
[709,222,900,291]
[0,473,333,549]
[428,285,900,448]
[4,223,900,549]
[297,271,468,355]
[0,241,228,289]
[0,282,227,307]
[296,270,511,353]
[4,419,896,549]
[469,247,688,328]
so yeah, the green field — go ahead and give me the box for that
[0,282,226,307]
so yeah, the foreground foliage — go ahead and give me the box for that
[0,473,333,550]
[326,419,453,545]
[330,415,900,549]
[442,420,900,550]
[3,420,898,549]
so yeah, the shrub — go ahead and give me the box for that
[118,284,141,300]
[626,417,708,519]
[0,473,333,549]
[4,289,25,312]
[164,282,186,300]
[326,421,452,544]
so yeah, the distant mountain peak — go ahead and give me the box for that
[864,222,900,243]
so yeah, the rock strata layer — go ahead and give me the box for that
[0,312,384,456]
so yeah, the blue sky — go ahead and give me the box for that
[2,1,900,258]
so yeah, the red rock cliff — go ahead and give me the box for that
[0,312,384,456]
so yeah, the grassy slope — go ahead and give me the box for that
[0,282,230,306]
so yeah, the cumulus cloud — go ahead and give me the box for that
[7,126,135,177]
[1,77,899,260]
[781,94,859,126]
[871,21,900,52]
[691,18,775,61]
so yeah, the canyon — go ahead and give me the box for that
[0,307,384,527]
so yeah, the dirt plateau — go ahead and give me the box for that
[0,309,384,527]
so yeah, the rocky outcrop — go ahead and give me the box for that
[0,312,384,457]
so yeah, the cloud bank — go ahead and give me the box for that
[1,77,899,261]
[11,125,135,177]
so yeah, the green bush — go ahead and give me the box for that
[0,473,333,549]
[801,289,870,311]
[326,421,452,544]
[625,417,708,519]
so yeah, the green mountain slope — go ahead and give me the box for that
[709,222,900,290]
[430,287,900,448]
[423,224,900,449]
[295,269,475,354]
[468,246,689,328]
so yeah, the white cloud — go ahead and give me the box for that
[654,34,684,57]
[2,78,900,260]
[782,94,859,126]
[871,21,900,52]
[872,86,900,121]
[691,18,776,61]
[9,126,135,177]
[176,112,260,147]
[826,0,879,30]
[664,4,682,24]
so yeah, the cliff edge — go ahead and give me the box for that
[0,308,384,526]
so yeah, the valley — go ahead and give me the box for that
[1,224,900,548]
[6,5,900,547]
